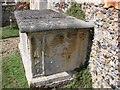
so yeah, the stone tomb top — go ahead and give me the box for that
[14,9,94,33]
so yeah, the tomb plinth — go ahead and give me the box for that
[14,9,94,87]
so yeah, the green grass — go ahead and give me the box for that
[0,25,19,39]
[66,2,85,20]
[60,64,92,88]
[2,51,29,88]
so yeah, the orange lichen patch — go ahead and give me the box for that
[102,1,120,9]
[51,34,64,47]
[45,33,64,57]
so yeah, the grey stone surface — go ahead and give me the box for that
[14,9,94,33]
[28,29,89,77]
[31,72,73,87]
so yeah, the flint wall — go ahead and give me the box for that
[82,3,120,88]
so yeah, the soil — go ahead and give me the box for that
[1,37,19,57]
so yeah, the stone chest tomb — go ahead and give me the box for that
[14,9,94,87]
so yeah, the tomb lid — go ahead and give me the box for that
[14,9,94,33]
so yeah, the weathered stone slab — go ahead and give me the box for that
[31,72,73,87]
[14,9,94,33]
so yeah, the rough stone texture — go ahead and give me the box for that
[82,3,120,89]
[2,4,16,26]
[82,3,96,22]
[14,9,94,33]
[51,2,71,13]
[15,9,93,87]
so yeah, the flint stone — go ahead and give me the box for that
[101,9,106,14]
[82,3,119,88]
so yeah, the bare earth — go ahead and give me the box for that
[1,37,19,57]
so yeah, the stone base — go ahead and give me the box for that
[30,72,73,88]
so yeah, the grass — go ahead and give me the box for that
[2,50,29,88]
[60,65,92,88]
[66,2,85,20]
[0,25,19,39]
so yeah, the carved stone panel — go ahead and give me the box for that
[29,34,43,77]
[29,29,89,77]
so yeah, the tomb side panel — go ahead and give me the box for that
[28,33,43,77]
[44,29,88,75]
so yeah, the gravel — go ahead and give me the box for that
[1,37,19,57]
